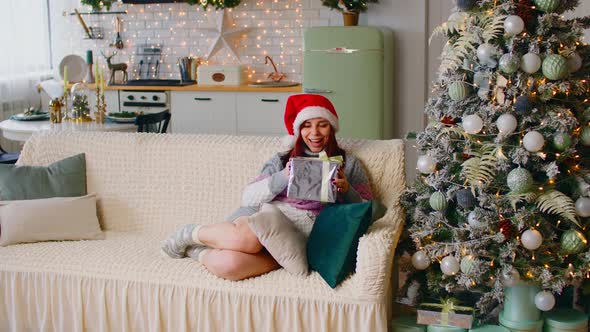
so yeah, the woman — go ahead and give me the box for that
[161,94,373,280]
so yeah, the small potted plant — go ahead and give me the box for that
[321,0,379,26]
[80,0,113,12]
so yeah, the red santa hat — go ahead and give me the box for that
[281,94,339,149]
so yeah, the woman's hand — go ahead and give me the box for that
[332,168,350,194]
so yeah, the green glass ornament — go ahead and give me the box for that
[429,192,448,211]
[507,168,533,193]
[533,0,560,13]
[552,133,571,151]
[499,53,521,74]
[560,229,587,254]
[448,81,470,102]
[580,126,590,146]
[542,54,568,80]
[460,255,476,274]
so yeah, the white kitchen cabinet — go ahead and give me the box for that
[171,90,296,135]
[171,91,236,134]
[236,92,288,136]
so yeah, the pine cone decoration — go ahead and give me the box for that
[499,219,515,240]
[516,0,538,32]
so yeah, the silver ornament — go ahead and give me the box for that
[566,52,582,73]
[417,155,436,174]
[412,251,431,270]
[523,131,545,152]
[499,53,521,74]
[507,168,533,193]
[534,291,555,311]
[575,197,590,217]
[441,256,460,276]
[462,114,483,134]
[504,15,525,36]
[467,211,482,228]
[521,53,542,74]
[521,229,543,250]
[496,114,518,134]
[477,43,497,66]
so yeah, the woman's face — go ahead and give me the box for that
[300,118,332,153]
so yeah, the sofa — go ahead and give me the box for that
[0,131,406,332]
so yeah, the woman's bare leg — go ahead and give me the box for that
[200,248,279,281]
[195,216,262,254]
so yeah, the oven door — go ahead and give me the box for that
[119,90,171,132]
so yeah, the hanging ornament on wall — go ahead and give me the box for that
[560,229,587,254]
[552,133,571,151]
[504,15,525,36]
[460,255,476,274]
[456,0,477,11]
[574,197,590,217]
[579,127,590,146]
[521,53,542,74]
[535,291,556,311]
[523,131,545,152]
[533,0,560,13]
[456,189,476,209]
[499,53,521,74]
[430,192,448,211]
[507,168,533,193]
[521,229,543,250]
[496,114,518,134]
[514,96,534,114]
[441,256,460,275]
[412,251,431,270]
[499,218,516,239]
[477,43,498,67]
[448,81,471,102]
[542,54,569,80]
[566,52,583,73]
[502,269,521,287]
[417,155,437,174]
[462,114,484,134]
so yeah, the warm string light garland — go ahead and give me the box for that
[66,1,306,82]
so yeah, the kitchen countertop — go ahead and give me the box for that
[80,83,302,93]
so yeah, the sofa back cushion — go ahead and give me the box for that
[17,132,405,234]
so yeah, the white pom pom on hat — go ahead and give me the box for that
[280,134,297,150]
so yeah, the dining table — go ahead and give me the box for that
[0,119,137,143]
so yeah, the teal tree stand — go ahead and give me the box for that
[499,283,543,332]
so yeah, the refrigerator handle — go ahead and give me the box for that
[303,88,333,94]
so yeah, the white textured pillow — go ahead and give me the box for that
[247,203,308,276]
[0,194,104,246]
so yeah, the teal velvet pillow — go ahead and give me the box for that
[307,201,373,288]
[0,153,87,200]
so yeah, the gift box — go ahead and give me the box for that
[417,300,474,329]
[287,152,343,203]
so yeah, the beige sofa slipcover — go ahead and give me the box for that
[0,131,405,332]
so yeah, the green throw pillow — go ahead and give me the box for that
[0,153,87,200]
[307,201,373,288]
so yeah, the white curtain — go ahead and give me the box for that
[0,0,51,151]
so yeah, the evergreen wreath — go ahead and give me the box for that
[186,0,242,10]
[80,0,113,11]
[320,0,378,13]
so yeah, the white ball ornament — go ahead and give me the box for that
[417,155,436,174]
[496,114,518,134]
[521,229,543,250]
[575,197,590,217]
[566,52,583,73]
[523,131,545,152]
[412,251,431,270]
[534,291,556,311]
[441,256,460,276]
[521,53,542,74]
[467,211,482,228]
[504,15,525,36]
[462,114,484,134]
[477,43,497,66]
[501,269,521,287]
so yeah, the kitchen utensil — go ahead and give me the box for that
[74,9,93,39]
[59,55,87,83]
[154,60,160,78]
[114,16,124,49]
[138,60,144,79]
[146,60,151,78]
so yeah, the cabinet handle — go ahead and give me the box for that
[194,97,212,101]
[261,99,279,102]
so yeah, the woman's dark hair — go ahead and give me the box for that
[279,124,346,166]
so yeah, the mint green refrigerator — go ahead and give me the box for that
[303,26,393,139]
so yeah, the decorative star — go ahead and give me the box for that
[203,9,250,63]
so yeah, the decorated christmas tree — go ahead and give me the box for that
[400,0,590,322]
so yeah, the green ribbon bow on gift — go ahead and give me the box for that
[422,298,474,325]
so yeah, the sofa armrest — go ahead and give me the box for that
[354,206,404,298]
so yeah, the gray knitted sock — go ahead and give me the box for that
[161,224,197,259]
[186,245,208,260]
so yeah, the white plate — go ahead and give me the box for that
[59,55,87,83]
[106,115,136,123]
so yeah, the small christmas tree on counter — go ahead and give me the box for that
[400,0,590,323]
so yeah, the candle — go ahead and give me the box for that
[95,57,99,87]
[63,65,68,93]
[101,70,106,97]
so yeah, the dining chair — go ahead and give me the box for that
[135,110,171,133]
[0,144,19,164]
